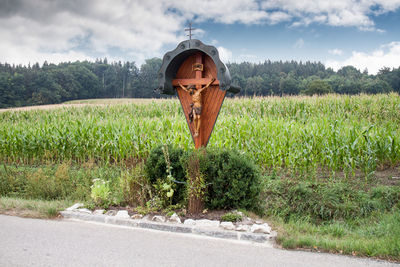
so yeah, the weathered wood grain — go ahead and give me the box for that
[174,52,226,148]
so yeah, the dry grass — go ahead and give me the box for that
[0,197,73,219]
[0,98,175,112]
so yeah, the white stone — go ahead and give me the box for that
[220,221,235,230]
[131,214,143,219]
[235,224,251,232]
[152,215,166,223]
[115,210,130,219]
[255,220,263,224]
[105,210,117,216]
[242,217,254,225]
[66,203,84,211]
[77,208,92,214]
[195,219,220,228]
[250,223,271,234]
[142,215,153,221]
[169,213,182,224]
[93,209,105,215]
[183,219,196,225]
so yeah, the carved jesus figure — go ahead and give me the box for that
[178,78,215,137]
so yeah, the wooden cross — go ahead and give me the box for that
[172,54,219,89]
[172,52,225,149]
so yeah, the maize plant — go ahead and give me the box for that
[0,94,399,175]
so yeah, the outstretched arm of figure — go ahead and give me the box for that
[199,78,215,92]
[178,82,189,92]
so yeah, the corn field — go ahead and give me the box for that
[1,94,399,175]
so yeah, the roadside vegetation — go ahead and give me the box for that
[0,94,399,261]
[0,197,72,219]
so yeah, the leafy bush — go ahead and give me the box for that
[144,146,262,212]
[200,149,262,212]
[144,145,187,204]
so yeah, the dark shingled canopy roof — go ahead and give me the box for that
[156,39,240,95]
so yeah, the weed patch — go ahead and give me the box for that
[263,177,400,222]
[0,196,72,219]
[266,177,400,261]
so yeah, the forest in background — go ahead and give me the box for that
[0,57,400,108]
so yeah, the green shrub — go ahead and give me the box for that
[144,145,187,204]
[200,149,262,212]
[144,146,262,212]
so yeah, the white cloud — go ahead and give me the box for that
[326,42,400,74]
[0,0,184,66]
[261,0,400,30]
[210,39,219,46]
[267,11,292,24]
[328,49,343,56]
[217,46,233,63]
[0,0,400,66]
[168,0,270,25]
[293,38,305,49]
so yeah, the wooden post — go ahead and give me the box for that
[187,151,204,214]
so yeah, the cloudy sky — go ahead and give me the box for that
[1,0,400,74]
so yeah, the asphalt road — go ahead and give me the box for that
[0,214,397,267]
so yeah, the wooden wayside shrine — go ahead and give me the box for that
[156,38,240,214]
[156,39,240,149]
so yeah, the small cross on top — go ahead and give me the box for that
[185,22,196,40]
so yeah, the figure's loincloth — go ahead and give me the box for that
[188,104,201,123]
[194,107,202,115]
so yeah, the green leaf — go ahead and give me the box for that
[162,183,171,191]
[166,189,174,198]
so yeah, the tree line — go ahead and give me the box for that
[0,58,399,108]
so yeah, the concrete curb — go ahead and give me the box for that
[60,210,277,244]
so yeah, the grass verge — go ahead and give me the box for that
[1,162,399,262]
[269,210,400,262]
[0,197,73,219]
[263,176,400,262]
